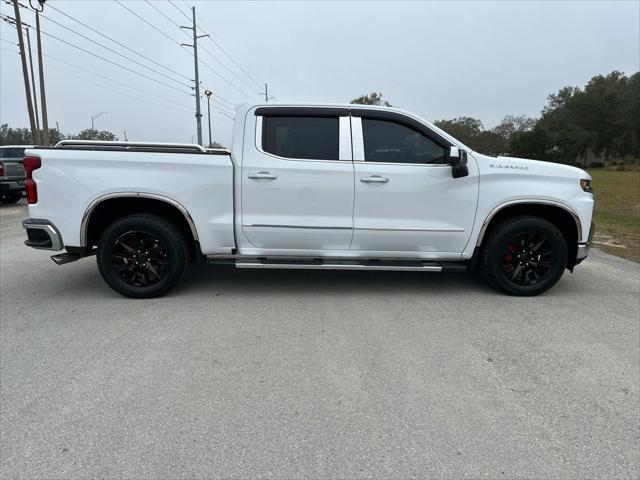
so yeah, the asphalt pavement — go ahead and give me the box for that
[1,199,639,479]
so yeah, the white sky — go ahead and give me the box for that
[1,0,639,147]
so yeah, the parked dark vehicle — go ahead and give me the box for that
[0,145,29,204]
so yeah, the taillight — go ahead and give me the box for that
[0,163,4,176]
[23,156,41,204]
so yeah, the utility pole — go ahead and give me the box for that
[259,83,274,102]
[12,0,38,144]
[35,9,49,145]
[204,90,212,148]
[180,7,208,146]
[25,27,41,144]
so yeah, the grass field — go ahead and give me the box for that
[588,170,640,262]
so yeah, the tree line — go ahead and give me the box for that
[0,125,117,146]
[353,71,639,164]
[0,125,226,149]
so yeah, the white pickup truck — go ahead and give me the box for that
[22,103,594,298]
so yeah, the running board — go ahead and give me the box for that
[233,260,468,272]
[236,262,442,272]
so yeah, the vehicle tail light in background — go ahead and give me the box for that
[23,156,41,204]
[0,163,4,176]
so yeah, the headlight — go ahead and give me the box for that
[580,179,593,193]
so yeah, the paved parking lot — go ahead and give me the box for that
[1,199,639,479]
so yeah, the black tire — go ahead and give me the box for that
[97,214,189,298]
[481,215,568,296]
[0,192,22,204]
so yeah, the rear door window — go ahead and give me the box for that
[262,116,339,161]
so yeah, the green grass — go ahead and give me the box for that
[587,170,640,262]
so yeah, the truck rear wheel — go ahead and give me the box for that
[481,215,568,296]
[97,214,189,298]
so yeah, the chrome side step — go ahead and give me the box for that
[234,262,443,272]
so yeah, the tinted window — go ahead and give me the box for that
[8,148,25,158]
[362,118,446,164]
[263,116,339,160]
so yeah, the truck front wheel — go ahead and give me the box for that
[97,214,189,298]
[481,215,568,296]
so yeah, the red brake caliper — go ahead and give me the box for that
[504,243,515,262]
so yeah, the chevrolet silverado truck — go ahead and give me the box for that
[22,103,594,298]
[0,145,29,204]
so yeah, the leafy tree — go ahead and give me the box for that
[351,92,393,107]
[434,117,509,155]
[493,115,536,142]
[510,124,551,160]
[434,117,483,145]
[0,124,66,146]
[73,129,118,141]
[537,71,639,163]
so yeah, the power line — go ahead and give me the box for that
[44,2,192,83]
[42,49,193,112]
[1,45,193,116]
[2,46,232,129]
[0,13,191,97]
[112,0,244,107]
[198,42,261,96]
[170,0,263,92]
[147,0,257,95]
[33,8,189,88]
[178,0,264,90]
[143,1,256,101]
[113,0,187,50]
[144,0,182,30]
[199,57,258,100]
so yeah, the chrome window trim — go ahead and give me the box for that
[475,199,582,247]
[80,192,199,246]
[255,114,351,164]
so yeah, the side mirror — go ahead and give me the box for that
[448,146,469,178]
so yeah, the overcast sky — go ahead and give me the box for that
[1,0,638,146]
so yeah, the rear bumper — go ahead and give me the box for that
[22,219,64,251]
[574,221,595,265]
[0,180,25,192]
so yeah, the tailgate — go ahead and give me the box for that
[1,159,25,179]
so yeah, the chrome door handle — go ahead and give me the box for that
[360,175,389,184]
[248,172,278,180]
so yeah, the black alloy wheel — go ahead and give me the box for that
[501,232,555,287]
[97,214,189,298]
[111,230,170,287]
[481,215,568,296]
